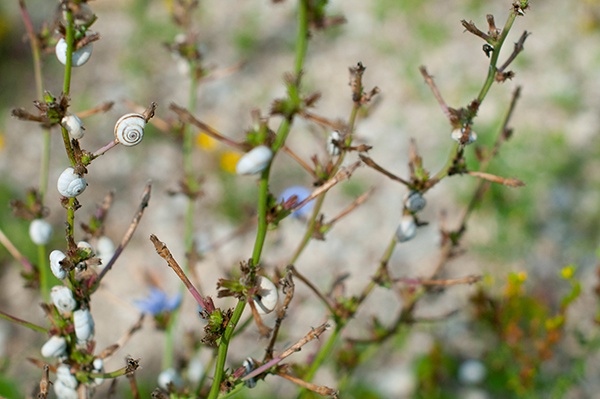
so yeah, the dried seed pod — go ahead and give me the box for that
[254,276,278,315]
[327,130,342,156]
[114,113,145,146]
[51,286,77,313]
[55,38,93,67]
[235,145,273,175]
[61,114,85,139]
[41,336,67,358]
[404,191,426,213]
[73,308,94,343]
[395,215,417,243]
[57,167,87,198]
[29,219,53,245]
[49,250,67,279]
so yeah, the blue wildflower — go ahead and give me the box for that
[278,186,314,219]
[134,287,182,315]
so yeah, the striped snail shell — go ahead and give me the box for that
[57,167,87,198]
[114,113,145,146]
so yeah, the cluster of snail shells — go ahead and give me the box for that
[114,113,146,146]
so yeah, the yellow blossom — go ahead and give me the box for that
[560,265,575,280]
[220,151,242,174]
[196,133,218,151]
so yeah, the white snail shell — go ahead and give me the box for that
[242,358,257,388]
[327,130,342,156]
[54,380,78,399]
[57,167,87,198]
[95,236,115,267]
[41,335,67,358]
[236,145,273,175]
[92,358,105,386]
[254,276,278,315]
[395,215,417,243]
[51,286,77,314]
[451,127,477,145]
[158,368,183,390]
[55,37,93,67]
[56,364,78,389]
[114,113,145,146]
[73,308,95,343]
[50,250,67,279]
[29,219,53,245]
[61,114,85,139]
[404,191,426,213]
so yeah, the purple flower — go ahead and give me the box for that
[134,287,182,315]
[278,186,314,219]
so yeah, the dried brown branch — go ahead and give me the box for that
[498,30,531,73]
[96,183,152,285]
[359,155,411,186]
[266,270,295,360]
[395,274,482,287]
[277,371,338,398]
[461,19,491,42]
[97,315,145,360]
[419,66,453,121]
[467,171,525,187]
[282,145,318,179]
[37,364,50,399]
[75,101,114,118]
[325,188,374,227]
[170,103,246,150]
[289,265,336,315]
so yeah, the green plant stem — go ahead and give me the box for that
[0,310,47,333]
[37,244,50,301]
[207,299,246,399]
[208,2,311,396]
[476,11,518,104]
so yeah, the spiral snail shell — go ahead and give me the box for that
[29,218,53,245]
[57,167,87,198]
[55,37,93,67]
[73,308,95,343]
[254,276,278,315]
[49,250,67,279]
[114,113,145,146]
[235,145,273,175]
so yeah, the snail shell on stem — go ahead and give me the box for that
[114,113,145,146]
[57,167,87,198]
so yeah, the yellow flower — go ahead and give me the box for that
[196,133,218,151]
[560,265,575,280]
[220,151,242,174]
[516,271,527,282]
[0,133,5,151]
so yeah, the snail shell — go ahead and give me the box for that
[73,308,95,343]
[236,145,273,175]
[55,37,93,67]
[158,368,184,390]
[56,364,78,389]
[404,191,426,213]
[54,380,78,399]
[41,336,67,358]
[57,167,87,198]
[242,357,257,388]
[61,114,85,139]
[327,130,342,156]
[114,113,145,146]
[254,276,278,315]
[51,286,77,314]
[50,250,67,279]
[395,215,417,243]
[29,219,53,245]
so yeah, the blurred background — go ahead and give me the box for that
[0,0,599,397]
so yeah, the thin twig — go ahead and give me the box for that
[292,161,362,212]
[242,323,330,381]
[282,145,319,179]
[75,101,114,118]
[325,188,374,227]
[37,364,50,399]
[394,274,482,286]
[358,155,411,186]
[0,227,34,272]
[97,315,145,360]
[498,31,530,73]
[467,171,525,187]
[277,372,338,398]
[289,265,336,315]
[419,66,452,120]
[149,234,214,313]
[95,183,152,285]
[265,270,295,360]
[169,103,245,150]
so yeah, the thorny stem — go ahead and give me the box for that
[209,2,310,396]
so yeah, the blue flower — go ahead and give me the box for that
[278,186,314,219]
[134,287,182,315]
